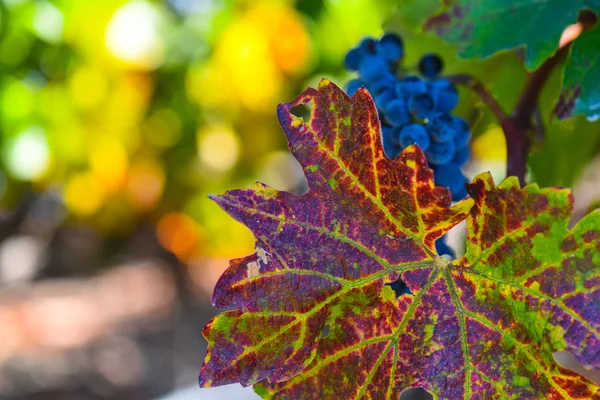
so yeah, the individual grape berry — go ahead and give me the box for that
[429,79,459,113]
[426,140,456,165]
[359,37,377,54]
[384,98,410,127]
[375,32,404,62]
[433,163,467,196]
[358,55,389,83]
[374,88,396,110]
[344,47,363,71]
[382,128,401,159]
[451,116,471,148]
[435,237,455,257]
[418,53,443,79]
[346,79,365,97]
[408,94,435,121]
[427,113,456,143]
[452,145,470,166]
[396,75,427,97]
[398,123,430,151]
[370,74,397,94]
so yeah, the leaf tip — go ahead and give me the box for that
[317,77,333,90]
[399,144,428,168]
[466,172,495,199]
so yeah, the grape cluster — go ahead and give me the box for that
[344,33,470,200]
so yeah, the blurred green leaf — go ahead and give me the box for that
[423,1,595,70]
[554,25,600,120]
[529,116,600,187]
[418,1,600,120]
[530,56,600,187]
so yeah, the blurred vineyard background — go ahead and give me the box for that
[0,0,599,399]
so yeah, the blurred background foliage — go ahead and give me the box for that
[0,0,599,399]
[0,0,395,262]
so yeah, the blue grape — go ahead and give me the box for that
[419,53,443,79]
[370,74,397,94]
[344,32,472,191]
[358,55,389,83]
[381,126,397,144]
[374,88,396,109]
[452,145,470,166]
[375,33,404,62]
[344,47,362,71]
[346,79,365,97]
[408,94,435,121]
[396,75,427,97]
[454,185,468,200]
[433,163,466,195]
[398,123,430,151]
[426,140,456,165]
[452,116,471,148]
[382,128,401,159]
[359,37,377,54]
[429,80,459,113]
[435,237,455,257]
[427,113,456,143]
[384,98,410,127]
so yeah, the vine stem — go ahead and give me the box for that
[445,23,582,186]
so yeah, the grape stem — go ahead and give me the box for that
[445,74,508,122]
[446,37,575,186]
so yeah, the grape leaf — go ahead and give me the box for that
[423,1,600,120]
[554,25,600,120]
[423,0,595,70]
[199,80,600,398]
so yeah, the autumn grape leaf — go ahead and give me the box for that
[199,80,600,398]
[423,0,600,120]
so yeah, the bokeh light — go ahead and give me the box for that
[3,126,50,181]
[105,1,166,69]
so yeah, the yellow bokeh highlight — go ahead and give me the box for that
[69,66,108,110]
[472,125,507,161]
[197,124,240,173]
[89,137,129,194]
[188,1,310,112]
[64,172,105,216]
[247,2,311,75]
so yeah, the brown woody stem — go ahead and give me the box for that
[445,38,574,186]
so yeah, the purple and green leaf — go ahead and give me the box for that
[200,80,600,398]
[423,0,600,120]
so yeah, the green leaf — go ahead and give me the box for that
[200,80,600,398]
[529,117,600,187]
[421,1,600,119]
[554,25,600,120]
[424,0,595,70]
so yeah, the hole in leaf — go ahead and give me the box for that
[385,277,412,297]
[321,324,330,338]
[554,351,600,384]
[399,387,433,400]
[436,220,466,258]
[289,103,312,122]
